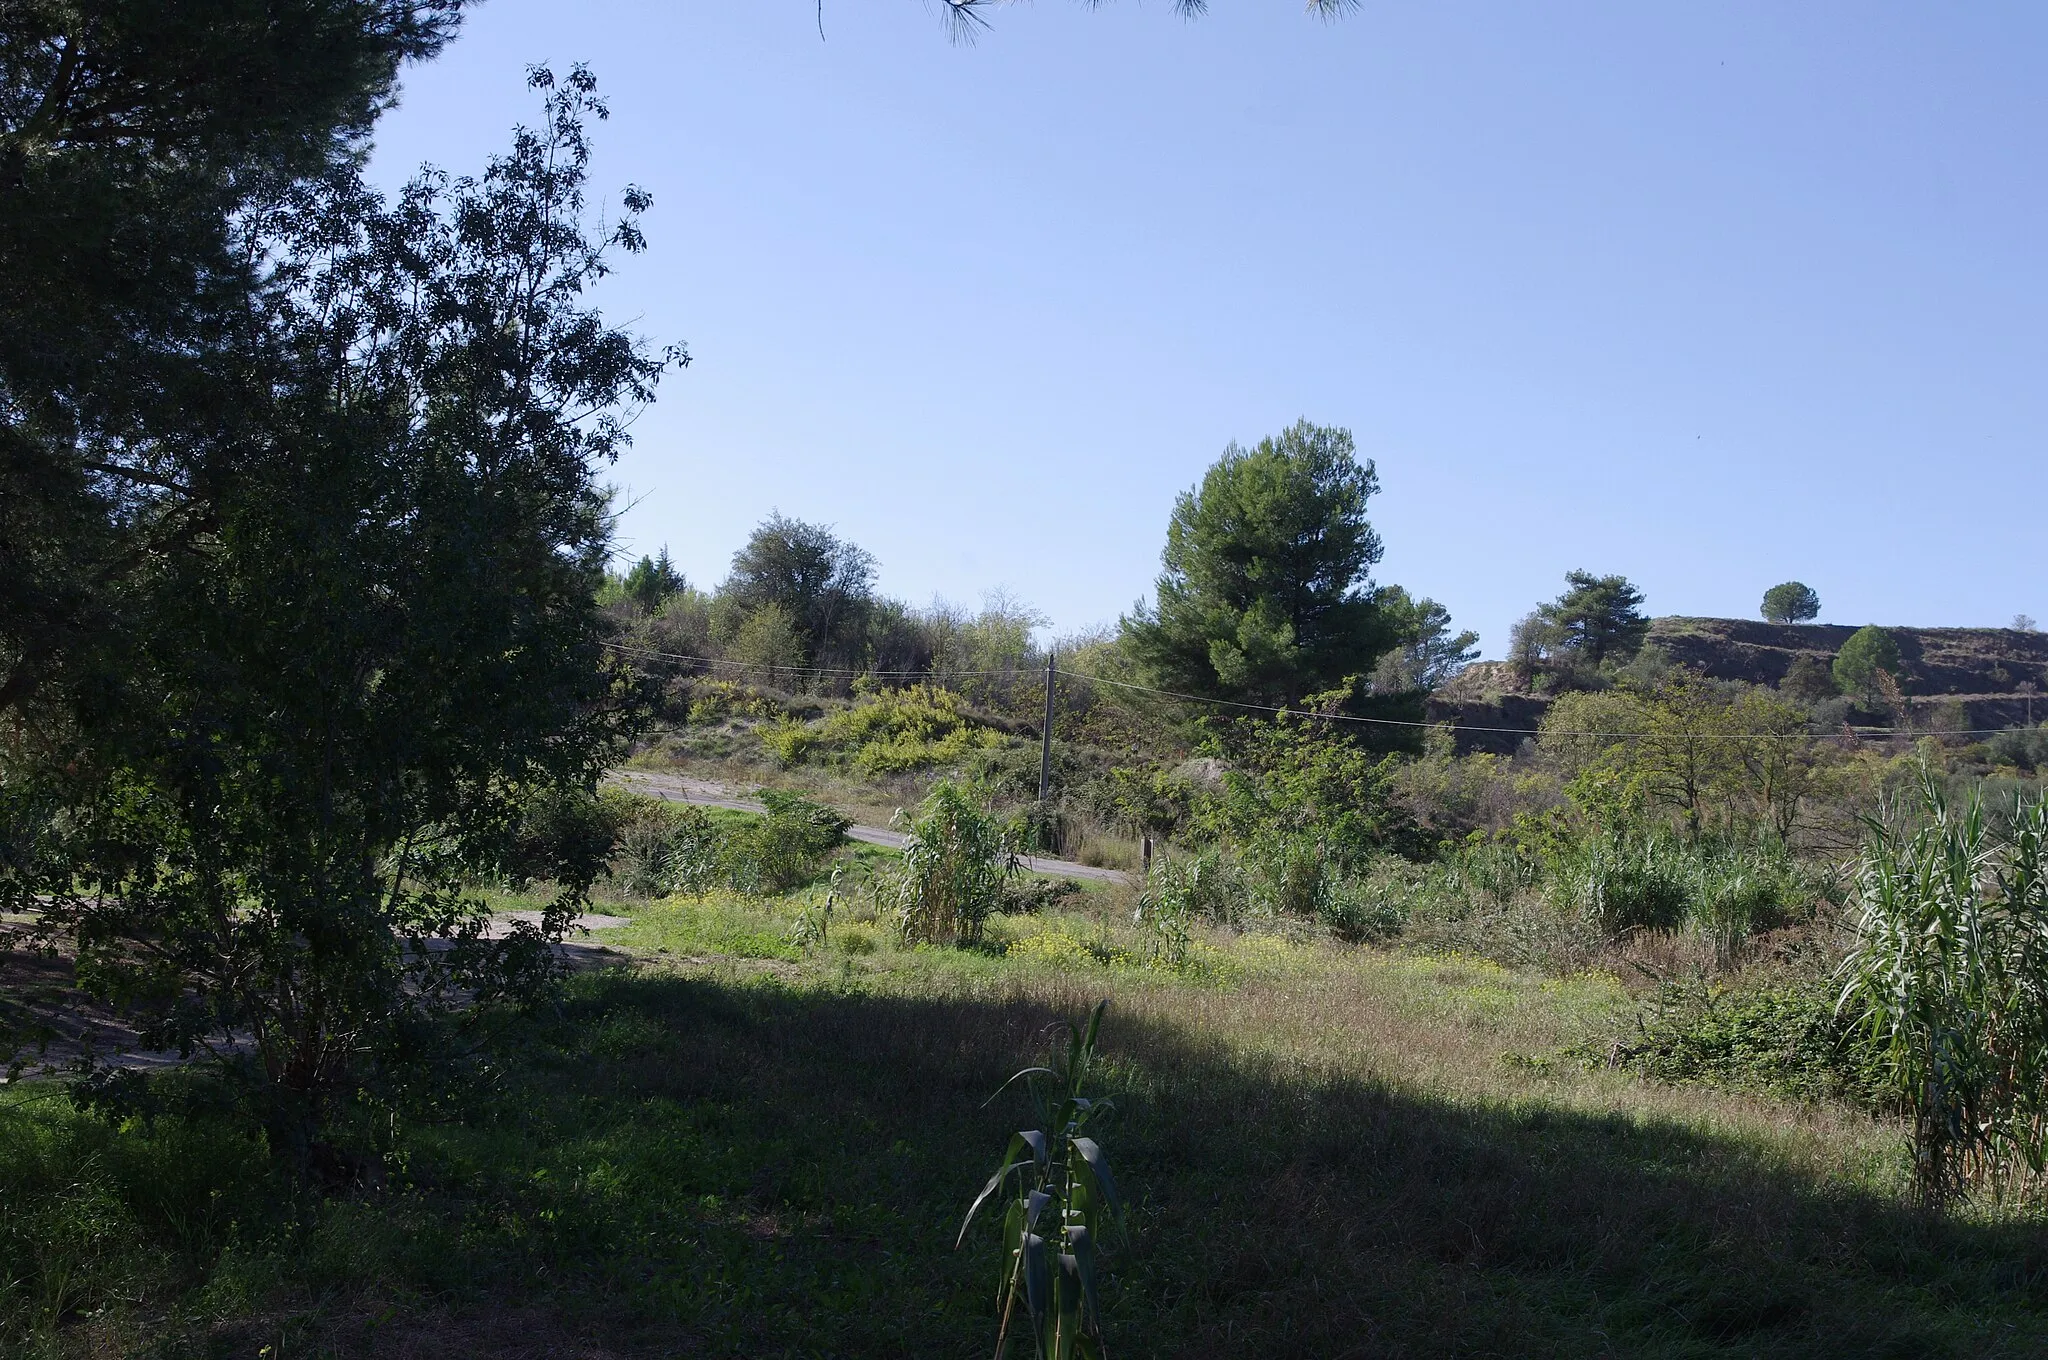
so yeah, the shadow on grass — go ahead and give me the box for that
[251,968,2048,1360]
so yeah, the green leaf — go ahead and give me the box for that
[1070,1136,1121,1216]
[958,1156,1032,1247]
[1019,1128,1048,1169]
[1020,1231,1050,1331]
[1081,999,1107,1057]
[1065,1224,1101,1327]
[1054,1252,1085,1360]
[1024,1188,1051,1234]
[983,1066,1058,1108]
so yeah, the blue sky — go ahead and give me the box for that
[368,1,2048,655]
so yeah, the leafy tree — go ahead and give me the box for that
[1545,677,1718,842]
[1548,674,1820,843]
[1833,625,1902,701]
[1,1,463,720]
[1368,585,1479,693]
[1121,420,1394,708]
[2,69,674,1158]
[920,589,1047,709]
[727,601,807,686]
[1203,701,1416,869]
[717,512,876,670]
[1761,581,1821,624]
[622,547,685,614]
[1728,687,1821,841]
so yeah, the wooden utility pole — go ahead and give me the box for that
[1039,651,1055,803]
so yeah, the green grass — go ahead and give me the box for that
[9,888,2048,1356]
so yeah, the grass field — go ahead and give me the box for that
[8,880,2048,1358]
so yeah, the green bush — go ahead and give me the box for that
[1986,724,2048,772]
[759,715,816,767]
[687,679,779,724]
[1544,834,1693,935]
[885,782,1018,946]
[604,792,849,899]
[1599,977,1890,1108]
[1316,874,1408,943]
[759,685,1007,775]
[498,785,620,891]
[0,1097,279,1351]
[1438,834,1545,907]
[1780,652,1839,704]
[724,791,854,895]
[1833,625,1902,699]
[1538,832,1811,945]
[1135,853,1235,965]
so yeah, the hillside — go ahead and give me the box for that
[1648,618,2048,700]
[1429,618,2048,752]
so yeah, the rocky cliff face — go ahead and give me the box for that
[1424,620,2048,754]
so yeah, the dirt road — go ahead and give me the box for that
[607,769,1132,885]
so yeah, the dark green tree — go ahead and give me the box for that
[1511,571,1649,688]
[1,1,463,720]
[1548,570,1649,666]
[1833,625,1902,700]
[716,512,876,669]
[1121,420,1395,707]
[1368,585,1479,693]
[2,68,676,1158]
[622,547,686,613]
[1762,581,1822,624]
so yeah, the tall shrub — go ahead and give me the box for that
[1838,777,2048,1206]
[886,782,1018,947]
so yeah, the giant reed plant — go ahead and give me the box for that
[1837,775,2048,1206]
[959,1001,1122,1360]
[887,782,1018,947]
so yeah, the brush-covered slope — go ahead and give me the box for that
[1427,619,2048,753]
[1647,618,2048,697]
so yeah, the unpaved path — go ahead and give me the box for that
[608,769,1132,886]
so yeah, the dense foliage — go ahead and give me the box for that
[1839,779,2048,1206]
[2,63,672,1158]
[1,0,462,723]
[1834,625,1903,701]
[1120,420,1397,708]
[1761,581,1822,624]
[1509,570,1652,690]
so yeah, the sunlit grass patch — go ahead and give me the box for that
[609,892,802,962]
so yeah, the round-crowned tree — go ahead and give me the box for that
[1833,625,1902,699]
[1762,581,1821,624]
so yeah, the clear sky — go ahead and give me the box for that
[367,1,2048,655]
